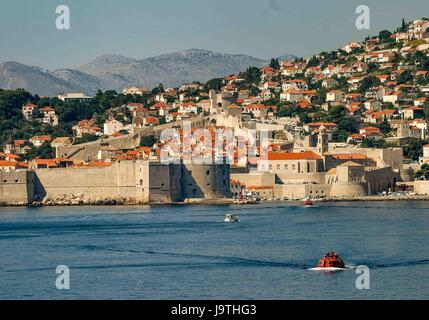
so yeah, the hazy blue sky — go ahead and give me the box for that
[0,0,428,69]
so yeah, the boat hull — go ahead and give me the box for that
[308,267,347,272]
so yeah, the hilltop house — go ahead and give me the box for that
[22,103,39,120]
[104,119,124,136]
[72,120,103,138]
[58,93,93,102]
[29,135,52,147]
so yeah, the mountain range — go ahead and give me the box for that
[0,49,296,97]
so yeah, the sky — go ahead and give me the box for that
[0,0,428,70]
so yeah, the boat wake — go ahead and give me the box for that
[308,265,355,272]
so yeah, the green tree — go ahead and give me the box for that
[367,62,378,73]
[358,76,381,93]
[379,117,392,134]
[415,163,429,180]
[397,70,413,84]
[140,135,157,147]
[401,18,407,32]
[239,66,262,85]
[403,138,427,161]
[205,78,223,91]
[337,117,359,133]
[422,57,429,72]
[327,105,346,123]
[23,142,55,160]
[379,30,392,42]
[331,130,349,142]
[361,138,386,148]
[269,58,280,70]
[74,134,99,145]
[306,56,320,68]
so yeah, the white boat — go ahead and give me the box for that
[224,214,240,223]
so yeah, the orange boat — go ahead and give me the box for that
[317,251,345,269]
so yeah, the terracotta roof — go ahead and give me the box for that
[40,106,55,112]
[338,161,364,167]
[151,102,168,109]
[332,154,367,160]
[30,135,52,141]
[307,122,337,127]
[4,153,21,159]
[361,126,380,132]
[267,151,322,161]
[246,186,274,190]
[31,159,58,167]
[0,160,18,167]
[403,106,423,110]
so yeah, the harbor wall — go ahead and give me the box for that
[414,181,429,195]
[26,160,231,204]
[34,161,149,203]
[230,172,276,187]
[274,184,332,199]
[0,171,35,205]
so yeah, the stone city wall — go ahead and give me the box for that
[0,171,35,205]
[34,161,149,204]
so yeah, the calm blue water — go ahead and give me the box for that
[0,202,428,300]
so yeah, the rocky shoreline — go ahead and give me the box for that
[321,195,429,202]
[1,194,429,208]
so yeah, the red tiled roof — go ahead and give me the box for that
[332,154,367,160]
[267,151,322,161]
[0,160,18,167]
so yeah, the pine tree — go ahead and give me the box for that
[401,18,406,32]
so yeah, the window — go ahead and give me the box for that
[140,179,143,185]
[269,165,273,170]
[206,170,210,176]
[161,183,165,187]
[285,165,288,170]
[277,165,280,170]
[292,165,296,170]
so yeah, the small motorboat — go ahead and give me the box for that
[310,251,346,271]
[224,214,240,223]
[303,198,313,207]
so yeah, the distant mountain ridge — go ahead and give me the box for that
[0,49,297,96]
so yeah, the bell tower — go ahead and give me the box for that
[317,124,329,155]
